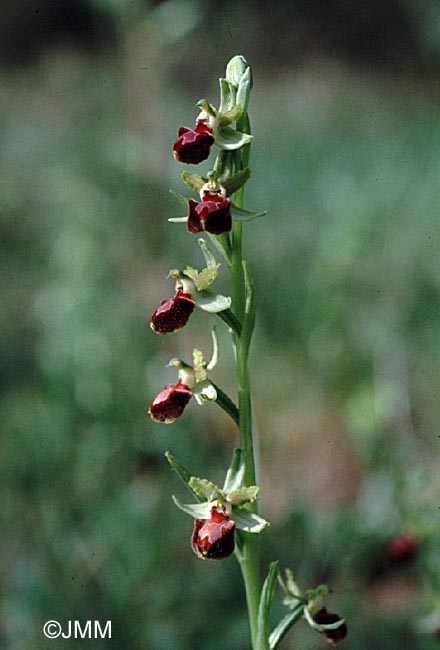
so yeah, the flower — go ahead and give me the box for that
[173,122,215,164]
[191,506,235,559]
[149,381,192,423]
[150,289,195,334]
[387,534,418,564]
[187,192,232,235]
[312,608,347,645]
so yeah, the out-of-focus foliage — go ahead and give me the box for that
[1,2,440,649]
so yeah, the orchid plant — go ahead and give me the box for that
[148,55,347,649]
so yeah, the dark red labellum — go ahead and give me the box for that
[313,608,347,645]
[173,122,214,164]
[150,290,195,334]
[387,534,418,564]
[149,381,192,423]
[191,507,235,559]
[187,194,232,235]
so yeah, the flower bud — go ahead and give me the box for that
[387,534,418,565]
[173,123,215,164]
[191,506,235,559]
[187,193,232,235]
[313,608,347,645]
[150,290,195,334]
[149,381,192,423]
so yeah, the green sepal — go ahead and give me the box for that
[165,451,203,502]
[215,126,253,150]
[227,485,259,506]
[223,448,245,493]
[172,495,211,519]
[188,476,221,500]
[269,605,304,650]
[195,291,231,313]
[231,203,268,222]
[218,104,243,127]
[221,168,251,196]
[257,561,280,650]
[233,508,269,533]
[181,170,206,193]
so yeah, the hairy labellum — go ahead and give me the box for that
[173,123,215,164]
[313,608,347,645]
[191,506,235,559]
[149,381,192,423]
[150,290,195,334]
[187,193,232,235]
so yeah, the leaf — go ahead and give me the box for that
[165,451,203,502]
[188,476,220,500]
[172,495,211,519]
[218,104,243,127]
[233,508,270,533]
[227,486,259,506]
[257,562,280,650]
[198,238,217,269]
[269,605,304,650]
[230,203,268,222]
[221,168,251,196]
[241,261,256,357]
[181,171,206,193]
[184,265,220,291]
[195,291,231,313]
[215,126,253,151]
[223,448,245,493]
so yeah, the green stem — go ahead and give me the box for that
[228,117,260,648]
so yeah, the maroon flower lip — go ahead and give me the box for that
[173,122,215,164]
[150,290,195,334]
[149,381,192,423]
[313,608,347,644]
[191,506,235,559]
[187,193,232,235]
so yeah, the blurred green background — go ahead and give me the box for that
[1,1,440,648]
